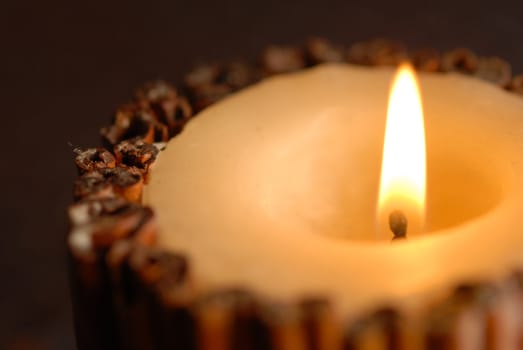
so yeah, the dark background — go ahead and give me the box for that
[2,0,523,348]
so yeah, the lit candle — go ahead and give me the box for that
[377,64,426,240]
[143,62,523,323]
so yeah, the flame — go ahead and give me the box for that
[377,64,426,236]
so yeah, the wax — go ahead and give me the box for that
[144,64,522,316]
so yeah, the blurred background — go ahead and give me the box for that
[2,0,523,348]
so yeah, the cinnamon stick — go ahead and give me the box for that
[73,166,144,203]
[441,48,479,74]
[344,307,401,350]
[101,104,169,147]
[347,39,407,66]
[135,81,193,137]
[114,138,159,178]
[74,147,116,174]
[196,288,271,350]
[300,298,342,350]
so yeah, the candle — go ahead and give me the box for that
[140,60,523,330]
[143,61,523,328]
[67,37,523,348]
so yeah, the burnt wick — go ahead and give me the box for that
[389,210,407,241]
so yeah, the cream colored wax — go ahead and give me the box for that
[144,64,523,318]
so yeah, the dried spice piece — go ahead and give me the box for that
[261,46,306,75]
[305,37,344,65]
[347,39,407,66]
[411,48,441,72]
[135,81,193,137]
[101,104,169,147]
[344,307,401,350]
[68,197,131,227]
[507,74,523,95]
[114,137,159,175]
[473,57,512,87]
[74,147,116,174]
[441,48,479,74]
[73,166,144,203]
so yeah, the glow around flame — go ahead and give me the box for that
[378,64,426,234]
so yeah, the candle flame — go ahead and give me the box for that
[378,64,426,236]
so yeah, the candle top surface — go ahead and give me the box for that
[144,63,523,316]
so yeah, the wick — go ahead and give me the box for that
[389,210,407,241]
